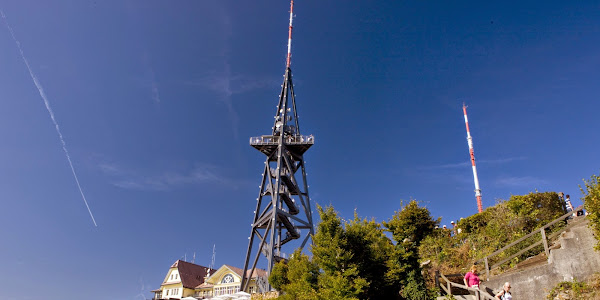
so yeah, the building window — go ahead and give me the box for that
[221,274,234,284]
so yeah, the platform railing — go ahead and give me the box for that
[250,134,314,145]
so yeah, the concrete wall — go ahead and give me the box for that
[481,218,600,300]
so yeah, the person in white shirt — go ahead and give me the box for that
[495,282,512,300]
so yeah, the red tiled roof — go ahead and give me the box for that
[224,265,267,279]
[164,260,217,289]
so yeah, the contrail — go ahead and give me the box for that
[1,10,98,227]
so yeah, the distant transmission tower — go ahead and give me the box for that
[463,104,483,213]
[241,0,315,292]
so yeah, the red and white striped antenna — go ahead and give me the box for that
[463,103,483,213]
[286,0,294,68]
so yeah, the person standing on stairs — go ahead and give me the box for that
[495,282,512,299]
[565,194,574,214]
[464,265,481,289]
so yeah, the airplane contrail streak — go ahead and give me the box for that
[1,10,98,227]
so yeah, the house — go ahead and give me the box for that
[197,264,268,297]
[153,261,268,299]
[152,260,216,300]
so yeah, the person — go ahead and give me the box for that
[565,194,574,213]
[464,265,481,289]
[451,221,457,235]
[495,282,512,299]
[443,225,451,237]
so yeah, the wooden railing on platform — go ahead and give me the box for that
[438,273,495,300]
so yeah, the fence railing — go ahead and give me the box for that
[438,273,495,300]
[476,205,584,279]
[250,135,314,145]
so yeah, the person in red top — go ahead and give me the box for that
[464,265,481,289]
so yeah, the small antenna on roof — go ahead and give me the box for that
[192,252,196,264]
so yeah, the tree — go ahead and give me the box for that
[344,213,398,299]
[384,200,438,300]
[311,205,368,299]
[273,202,438,300]
[270,250,319,300]
[384,200,438,247]
[311,205,352,274]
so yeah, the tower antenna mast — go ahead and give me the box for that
[286,0,294,68]
[463,104,483,213]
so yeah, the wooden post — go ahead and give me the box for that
[484,257,489,280]
[475,289,480,300]
[448,280,452,296]
[541,228,549,257]
[435,270,440,293]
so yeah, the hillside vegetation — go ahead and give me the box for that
[419,191,567,277]
[269,172,600,300]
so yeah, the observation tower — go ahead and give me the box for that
[241,0,315,292]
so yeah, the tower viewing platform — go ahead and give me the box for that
[250,134,314,157]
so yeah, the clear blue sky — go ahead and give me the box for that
[1,1,598,299]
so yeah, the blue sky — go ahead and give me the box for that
[1,1,599,299]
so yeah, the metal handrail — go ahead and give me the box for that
[476,205,584,278]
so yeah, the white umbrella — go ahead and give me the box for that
[181,297,197,300]
[233,291,251,297]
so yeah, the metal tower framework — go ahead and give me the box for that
[241,0,315,292]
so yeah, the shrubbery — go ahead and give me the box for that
[546,273,600,300]
[581,173,600,250]
[419,192,566,277]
